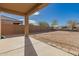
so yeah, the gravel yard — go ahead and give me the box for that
[30,31,79,55]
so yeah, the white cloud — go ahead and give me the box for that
[19,19,38,25]
[19,19,23,21]
[29,20,39,25]
[32,12,40,16]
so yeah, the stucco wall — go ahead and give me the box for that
[1,22,24,36]
[29,24,50,33]
[1,16,24,36]
[0,16,1,35]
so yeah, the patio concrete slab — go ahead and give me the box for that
[30,37,73,56]
[0,47,24,56]
[0,36,24,56]
[0,36,73,56]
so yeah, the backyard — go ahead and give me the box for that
[30,31,79,55]
[1,3,79,56]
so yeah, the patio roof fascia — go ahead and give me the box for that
[0,7,26,16]
[0,3,48,16]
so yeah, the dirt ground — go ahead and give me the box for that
[30,31,79,56]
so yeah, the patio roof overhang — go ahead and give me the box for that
[0,3,48,56]
[0,3,48,16]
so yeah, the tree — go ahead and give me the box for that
[67,20,77,31]
[51,20,58,29]
[39,21,49,31]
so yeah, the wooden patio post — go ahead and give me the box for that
[24,15,29,37]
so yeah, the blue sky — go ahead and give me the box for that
[1,3,79,26]
[30,3,79,26]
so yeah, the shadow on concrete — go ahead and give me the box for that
[25,36,37,56]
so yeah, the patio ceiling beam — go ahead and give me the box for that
[25,3,48,15]
[0,7,26,16]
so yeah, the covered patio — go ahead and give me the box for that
[0,3,48,56]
